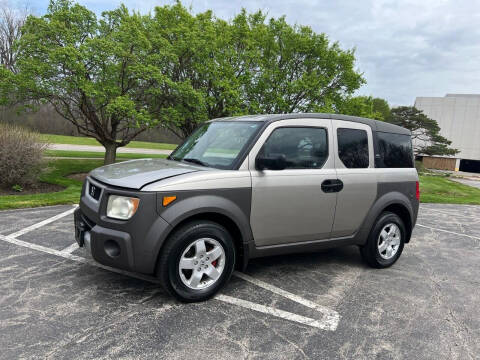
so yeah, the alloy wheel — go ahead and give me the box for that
[377,223,401,260]
[178,238,226,290]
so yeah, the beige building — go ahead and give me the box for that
[414,94,480,172]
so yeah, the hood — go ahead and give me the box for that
[89,158,205,189]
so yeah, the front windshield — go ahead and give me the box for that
[170,121,262,169]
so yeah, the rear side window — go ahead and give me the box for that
[337,128,369,168]
[377,132,413,168]
[261,127,328,169]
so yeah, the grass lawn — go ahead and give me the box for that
[0,159,103,210]
[419,175,480,205]
[40,134,178,151]
[44,150,168,160]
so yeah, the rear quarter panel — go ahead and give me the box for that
[355,168,419,245]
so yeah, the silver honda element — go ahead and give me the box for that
[75,113,419,302]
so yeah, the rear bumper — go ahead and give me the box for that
[75,177,172,274]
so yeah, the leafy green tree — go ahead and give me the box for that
[387,106,458,156]
[147,4,243,138]
[372,97,390,120]
[2,0,365,161]
[234,11,365,115]
[338,96,385,120]
[1,0,188,164]
[148,3,365,137]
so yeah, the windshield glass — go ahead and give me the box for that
[170,121,262,169]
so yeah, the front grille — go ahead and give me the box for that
[88,181,102,200]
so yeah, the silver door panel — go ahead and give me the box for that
[331,169,377,237]
[331,120,377,238]
[251,169,337,245]
[249,118,337,247]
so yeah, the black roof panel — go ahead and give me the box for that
[212,113,410,135]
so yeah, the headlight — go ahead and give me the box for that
[106,195,140,220]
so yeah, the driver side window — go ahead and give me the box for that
[260,127,328,169]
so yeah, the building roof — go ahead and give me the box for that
[445,94,480,98]
[211,113,410,135]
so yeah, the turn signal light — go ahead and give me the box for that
[163,195,177,207]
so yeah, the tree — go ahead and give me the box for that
[148,3,365,138]
[147,4,241,139]
[387,106,458,156]
[337,96,385,120]
[0,2,27,73]
[239,12,365,115]
[1,0,189,164]
[2,0,366,160]
[372,98,390,120]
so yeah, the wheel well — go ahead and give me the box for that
[383,204,413,242]
[161,212,245,270]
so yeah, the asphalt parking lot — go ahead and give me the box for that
[0,204,479,359]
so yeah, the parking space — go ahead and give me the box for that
[0,204,479,359]
[0,205,75,236]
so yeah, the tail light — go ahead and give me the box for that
[416,181,420,200]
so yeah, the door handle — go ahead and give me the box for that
[321,179,344,193]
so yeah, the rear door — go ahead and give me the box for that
[331,121,377,238]
[248,118,338,247]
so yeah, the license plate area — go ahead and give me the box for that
[88,182,102,200]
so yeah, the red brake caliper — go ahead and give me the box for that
[211,260,218,267]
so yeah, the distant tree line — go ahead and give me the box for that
[0,0,456,163]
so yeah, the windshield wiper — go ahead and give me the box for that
[182,158,210,167]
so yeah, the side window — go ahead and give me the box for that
[337,128,369,168]
[260,127,328,169]
[377,132,414,168]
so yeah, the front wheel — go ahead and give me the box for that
[360,212,405,268]
[157,221,235,302]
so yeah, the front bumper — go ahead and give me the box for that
[75,177,172,274]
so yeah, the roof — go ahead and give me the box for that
[212,113,410,135]
[445,94,480,98]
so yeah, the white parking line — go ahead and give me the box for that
[216,294,336,330]
[61,242,80,254]
[1,233,339,330]
[0,234,158,283]
[418,207,479,220]
[1,208,340,331]
[8,206,77,238]
[233,271,340,331]
[0,234,86,262]
[416,224,480,242]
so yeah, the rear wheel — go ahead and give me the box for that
[360,212,405,268]
[157,221,235,302]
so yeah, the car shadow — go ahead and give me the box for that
[245,245,367,276]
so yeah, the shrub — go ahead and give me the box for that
[0,123,47,187]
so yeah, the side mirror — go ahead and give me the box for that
[256,154,287,171]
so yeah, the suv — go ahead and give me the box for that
[74,114,419,302]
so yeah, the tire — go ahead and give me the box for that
[157,220,236,302]
[360,211,406,268]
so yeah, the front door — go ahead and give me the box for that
[248,118,338,247]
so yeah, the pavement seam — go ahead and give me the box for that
[416,224,480,242]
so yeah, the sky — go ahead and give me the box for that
[8,0,480,106]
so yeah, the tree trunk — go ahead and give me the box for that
[104,143,117,165]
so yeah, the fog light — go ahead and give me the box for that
[107,195,140,220]
[104,239,121,258]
